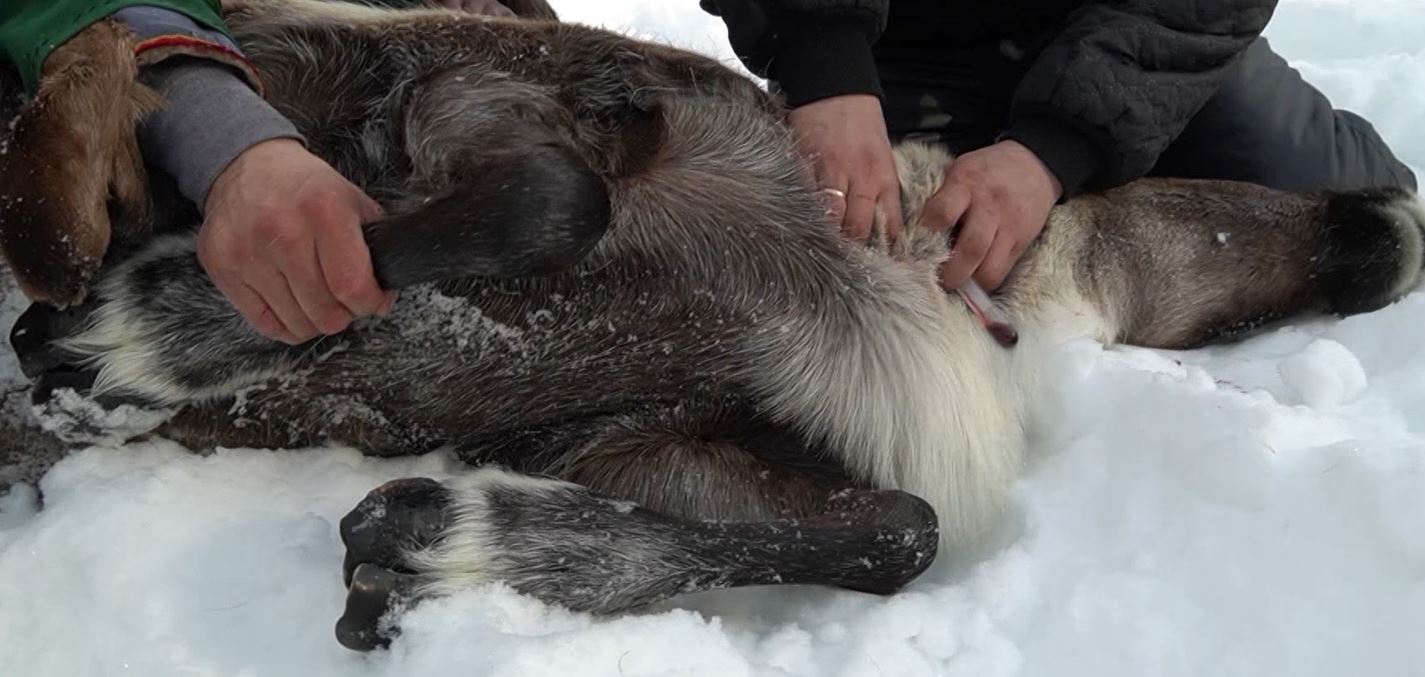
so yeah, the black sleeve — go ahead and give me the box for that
[999,0,1279,198]
[700,0,888,107]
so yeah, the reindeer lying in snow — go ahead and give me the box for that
[2,0,1423,651]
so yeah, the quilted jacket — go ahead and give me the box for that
[700,0,1280,195]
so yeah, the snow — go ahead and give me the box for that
[3,1,1425,675]
[1265,0,1425,179]
[1276,338,1369,408]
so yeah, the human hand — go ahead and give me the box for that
[786,94,905,243]
[201,138,395,345]
[921,140,1062,291]
[430,0,515,15]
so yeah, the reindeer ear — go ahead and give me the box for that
[0,20,159,308]
[502,0,559,21]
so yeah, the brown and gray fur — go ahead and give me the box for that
[2,0,1423,651]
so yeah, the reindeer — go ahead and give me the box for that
[1,0,1421,652]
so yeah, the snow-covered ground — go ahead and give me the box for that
[2,1,1423,675]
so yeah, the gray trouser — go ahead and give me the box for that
[878,37,1418,193]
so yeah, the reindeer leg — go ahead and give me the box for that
[1011,178,1425,349]
[11,69,609,408]
[334,406,939,651]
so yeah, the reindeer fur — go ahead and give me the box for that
[2,0,1423,651]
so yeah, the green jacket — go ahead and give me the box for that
[0,0,428,94]
[0,0,227,93]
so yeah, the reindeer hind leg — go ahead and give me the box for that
[334,406,940,651]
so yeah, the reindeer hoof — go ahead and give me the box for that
[10,302,95,382]
[340,477,453,586]
[336,479,457,650]
[10,301,153,411]
[335,564,426,651]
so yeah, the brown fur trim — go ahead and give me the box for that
[0,20,162,308]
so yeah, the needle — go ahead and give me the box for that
[816,187,1018,347]
[956,280,1019,348]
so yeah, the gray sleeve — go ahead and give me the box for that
[113,7,306,210]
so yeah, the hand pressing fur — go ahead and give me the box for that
[201,139,395,345]
[923,140,1062,291]
[787,94,906,244]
